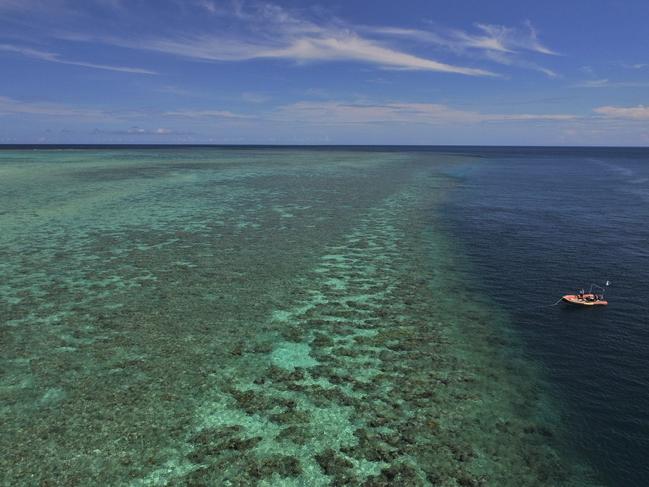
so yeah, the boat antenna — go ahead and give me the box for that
[589,281,610,295]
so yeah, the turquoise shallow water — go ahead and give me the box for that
[1,147,600,485]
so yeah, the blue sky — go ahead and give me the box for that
[1,0,648,145]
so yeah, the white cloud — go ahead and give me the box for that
[195,0,219,14]
[459,22,557,54]
[270,35,496,76]
[594,105,649,120]
[576,78,610,88]
[0,92,579,129]
[0,43,157,74]
[1,1,559,78]
[0,96,155,122]
[520,20,559,55]
[131,32,495,77]
[480,48,559,78]
[0,95,251,122]
[535,66,560,78]
[574,79,649,88]
[163,109,252,119]
[126,126,170,134]
[92,126,181,135]
[273,100,577,125]
[368,21,557,56]
[367,20,558,77]
[86,2,496,77]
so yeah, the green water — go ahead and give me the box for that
[1,148,599,485]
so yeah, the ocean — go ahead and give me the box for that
[437,147,649,486]
[1,146,647,486]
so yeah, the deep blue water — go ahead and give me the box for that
[439,148,649,487]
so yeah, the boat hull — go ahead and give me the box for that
[562,294,608,306]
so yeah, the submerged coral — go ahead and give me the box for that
[0,148,601,486]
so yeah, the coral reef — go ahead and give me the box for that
[0,148,601,486]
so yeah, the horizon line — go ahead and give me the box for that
[1,143,648,149]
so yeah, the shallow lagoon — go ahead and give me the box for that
[1,147,599,485]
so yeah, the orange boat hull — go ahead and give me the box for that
[562,294,608,306]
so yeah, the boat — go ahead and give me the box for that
[562,282,609,306]
[561,293,608,306]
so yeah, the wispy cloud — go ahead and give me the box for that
[273,100,577,125]
[594,105,649,120]
[0,43,157,74]
[574,78,649,88]
[2,92,577,127]
[194,0,224,15]
[126,34,496,77]
[479,48,559,78]
[0,94,253,122]
[452,21,557,55]
[576,78,610,88]
[12,2,560,78]
[0,95,107,118]
[0,95,154,123]
[367,20,559,77]
[162,109,252,119]
[82,3,496,77]
[92,126,188,135]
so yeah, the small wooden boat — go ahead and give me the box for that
[562,293,608,306]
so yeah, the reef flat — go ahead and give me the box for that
[0,148,599,485]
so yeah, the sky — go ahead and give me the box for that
[0,0,648,145]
